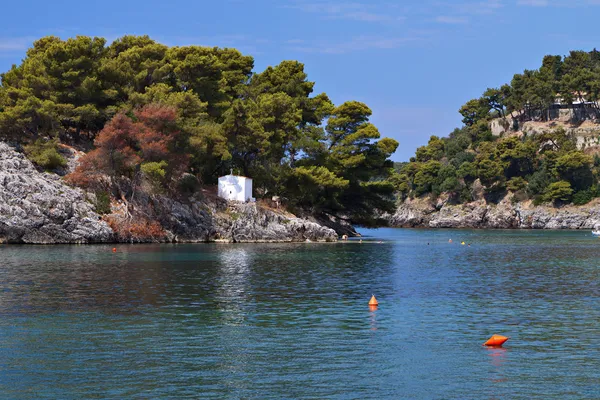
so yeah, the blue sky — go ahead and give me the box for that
[2,0,600,160]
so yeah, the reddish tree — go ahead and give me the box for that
[135,104,181,166]
[67,103,188,188]
[94,113,141,178]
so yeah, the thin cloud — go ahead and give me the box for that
[168,34,267,47]
[517,0,548,5]
[286,1,405,22]
[289,35,425,54]
[0,37,35,52]
[449,0,503,15]
[517,0,600,6]
[435,16,469,24]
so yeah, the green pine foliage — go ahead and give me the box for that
[0,35,398,226]
[23,138,67,170]
[394,50,600,206]
[94,191,112,215]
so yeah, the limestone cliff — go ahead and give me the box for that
[0,142,337,244]
[0,142,114,243]
[389,194,600,230]
[490,114,600,153]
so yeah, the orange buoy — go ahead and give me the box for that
[483,334,509,347]
[112,248,117,252]
[369,295,379,306]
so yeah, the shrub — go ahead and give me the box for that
[141,161,168,189]
[511,190,528,203]
[178,173,199,194]
[24,139,67,170]
[507,177,527,192]
[573,189,593,205]
[459,186,472,203]
[94,191,112,214]
[439,177,463,193]
[544,180,573,203]
[532,195,545,206]
[64,148,106,190]
[526,168,551,196]
[106,216,166,242]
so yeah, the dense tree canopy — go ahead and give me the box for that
[395,49,600,206]
[0,35,398,226]
[458,49,600,127]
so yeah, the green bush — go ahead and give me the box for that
[94,191,111,214]
[511,190,528,203]
[532,195,545,206]
[573,189,593,205]
[178,173,199,194]
[543,180,573,203]
[507,177,527,192]
[24,139,67,170]
[526,168,551,196]
[439,177,462,193]
[141,161,168,189]
[459,186,472,203]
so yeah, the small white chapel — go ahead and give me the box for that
[217,173,254,202]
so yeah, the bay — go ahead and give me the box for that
[0,229,599,399]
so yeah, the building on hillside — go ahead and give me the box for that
[218,174,254,202]
[553,92,598,107]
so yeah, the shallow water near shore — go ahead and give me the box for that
[1,229,599,399]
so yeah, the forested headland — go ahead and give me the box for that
[0,35,398,231]
[394,49,600,207]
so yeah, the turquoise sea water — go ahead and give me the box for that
[1,229,599,399]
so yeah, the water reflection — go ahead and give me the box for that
[0,245,171,314]
[368,305,378,331]
[486,346,508,370]
[214,246,252,325]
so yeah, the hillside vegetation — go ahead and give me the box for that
[394,49,600,206]
[0,35,398,227]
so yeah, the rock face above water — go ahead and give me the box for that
[0,142,337,244]
[0,142,114,243]
[147,195,338,243]
[389,195,600,230]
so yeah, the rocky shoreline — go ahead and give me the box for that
[0,142,337,244]
[6,138,600,244]
[389,195,600,229]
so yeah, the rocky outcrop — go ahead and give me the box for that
[0,142,337,244]
[390,194,600,229]
[490,117,600,152]
[146,195,337,243]
[0,142,114,243]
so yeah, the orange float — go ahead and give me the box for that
[112,248,117,252]
[483,334,509,347]
[369,295,379,306]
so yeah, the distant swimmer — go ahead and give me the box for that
[449,239,452,243]
[342,234,348,241]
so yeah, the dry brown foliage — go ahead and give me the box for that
[106,216,167,242]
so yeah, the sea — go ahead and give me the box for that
[0,228,599,399]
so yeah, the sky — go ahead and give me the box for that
[2,0,600,161]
